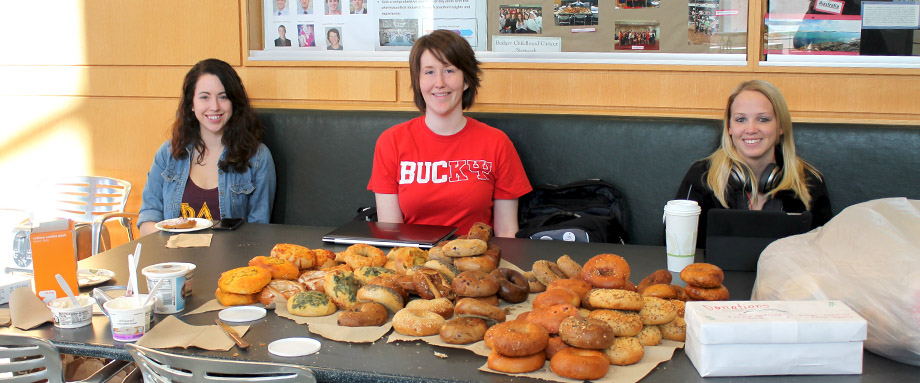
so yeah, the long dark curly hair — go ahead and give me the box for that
[170,58,263,173]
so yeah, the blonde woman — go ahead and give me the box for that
[676,80,831,247]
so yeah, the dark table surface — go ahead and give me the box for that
[3,223,917,383]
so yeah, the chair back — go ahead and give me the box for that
[125,344,316,383]
[0,333,64,383]
[39,176,132,224]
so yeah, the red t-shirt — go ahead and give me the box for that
[368,116,532,233]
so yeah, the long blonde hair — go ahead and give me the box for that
[706,80,822,209]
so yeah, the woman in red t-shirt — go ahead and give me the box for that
[368,30,532,237]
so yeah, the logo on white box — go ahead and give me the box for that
[814,0,844,15]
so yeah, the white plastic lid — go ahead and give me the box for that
[141,263,188,278]
[218,306,267,322]
[268,338,321,357]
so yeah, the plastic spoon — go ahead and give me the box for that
[55,274,80,307]
[125,253,136,297]
[131,243,142,296]
[142,278,165,308]
[133,243,142,272]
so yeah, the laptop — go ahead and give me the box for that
[322,220,457,249]
[705,209,813,271]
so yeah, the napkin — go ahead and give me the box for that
[9,287,53,330]
[0,308,10,327]
[136,315,249,351]
[166,234,212,248]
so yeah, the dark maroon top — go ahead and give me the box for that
[181,177,220,220]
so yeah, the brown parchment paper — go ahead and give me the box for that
[476,340,683,383]
[136,315,249,351]
[0,308,10,327]
[165,234,213,248]
[274,299,392,343]
[10,287,53,330]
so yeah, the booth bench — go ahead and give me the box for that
[259,109,920,246]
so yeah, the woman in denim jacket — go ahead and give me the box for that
[138,59,276,235]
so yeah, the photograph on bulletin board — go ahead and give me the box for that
[326,27,345,50]
[297,0,314,14]
[553,0,598,26]
[274,24,294,46]
[616,0,660,10]
[764,14,861,55]
[298,24,317,47]
[498,5,544,34]
[614,21,661,50]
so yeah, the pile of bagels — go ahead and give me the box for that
[213,221,730,381]
[497,254,728,380]
[213,222,534,330]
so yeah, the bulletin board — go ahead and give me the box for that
[259,0,749,60]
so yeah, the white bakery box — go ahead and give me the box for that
[685,300,867,377]
[0,273,31,305]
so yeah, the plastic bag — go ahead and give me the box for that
[752,198,920,366]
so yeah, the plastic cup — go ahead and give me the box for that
[48,295,94,328]
[663,200,701,272]
[142,263,190,314]
[103,294,156,343]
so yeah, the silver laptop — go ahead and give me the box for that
[322,220,457,249]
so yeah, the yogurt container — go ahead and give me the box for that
[103,294,156,342]
[167,262,196,298]
[48,295,94,328]
[142,263,190,314]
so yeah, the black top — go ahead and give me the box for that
[676,159,832,248]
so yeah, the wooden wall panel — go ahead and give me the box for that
[368,67,920,122]
[0,1,239,66]
[243,67,399,102]
[0,66,189,98]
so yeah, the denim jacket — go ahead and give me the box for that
[138,141,276,227]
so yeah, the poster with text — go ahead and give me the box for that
[264,0,487,52]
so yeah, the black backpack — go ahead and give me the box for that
[516,179,629,244]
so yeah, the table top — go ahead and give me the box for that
[3,223,917,383]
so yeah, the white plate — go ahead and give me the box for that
[77,268,115,288]
[218,306,267,322]
[268,338,321,357]
[154,218,214,233]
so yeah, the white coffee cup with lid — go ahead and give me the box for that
[663,200,701,272]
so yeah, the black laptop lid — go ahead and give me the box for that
[705,209,812,271]
[322,220,457,249]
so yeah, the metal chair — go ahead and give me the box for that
[0,333,131,383]
[37,176,135,258]
[557,14,572,26]
[125,344,317,383]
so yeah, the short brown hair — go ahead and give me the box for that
[408,30,481,113]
